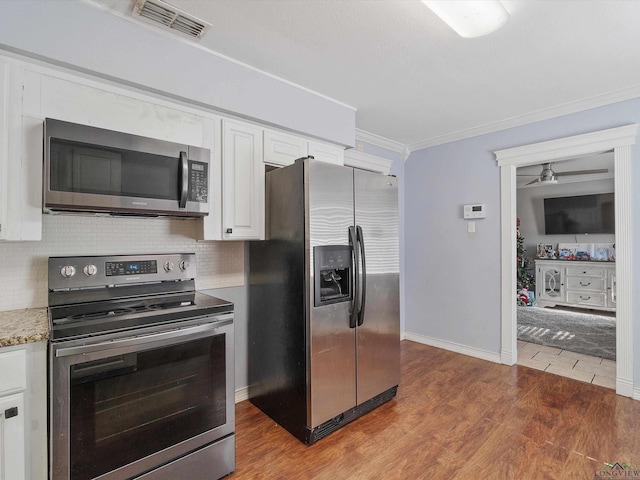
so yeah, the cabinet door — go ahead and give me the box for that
[222,120,264,240]
[0,393,26,480]
[536,264,564,303]
[308,140,344,166]
[0,62,42,241]
[263,129,307,167]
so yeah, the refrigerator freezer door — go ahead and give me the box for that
[307,160,357,428]
[354,170,400,404]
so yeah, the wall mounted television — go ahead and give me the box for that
[544,193,615,235]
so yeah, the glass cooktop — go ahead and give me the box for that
[49,292,233,341]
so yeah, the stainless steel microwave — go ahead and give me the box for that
[43,118,210,217]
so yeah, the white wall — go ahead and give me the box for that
[404,97,640,388]
[517,178,615,263]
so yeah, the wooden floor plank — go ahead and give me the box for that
[232,340,640,479]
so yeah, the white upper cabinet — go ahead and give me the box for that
[263,129,307,167]
[221,119,264,240]
[0,60,42,241]
[264,129,345,167]
[307,140,344,166]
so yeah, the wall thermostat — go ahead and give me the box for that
[464,204,486,219]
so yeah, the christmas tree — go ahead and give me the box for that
[516,217,535,306]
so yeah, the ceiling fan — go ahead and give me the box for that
[518,162,608,186]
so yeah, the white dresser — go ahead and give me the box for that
[535,260,616,312]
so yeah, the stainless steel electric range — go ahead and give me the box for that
[47,253,235,480]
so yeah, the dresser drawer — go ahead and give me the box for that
[566,276,606,292]
[566,292,607,307]
[0,349,27,394]
[566,266,606,277]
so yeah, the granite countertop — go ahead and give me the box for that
[0,308,49,347]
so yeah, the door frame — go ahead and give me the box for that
[495,124,638,397]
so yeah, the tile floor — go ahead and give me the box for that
[517,340,616,389]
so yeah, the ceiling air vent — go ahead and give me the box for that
[133,0,211,40]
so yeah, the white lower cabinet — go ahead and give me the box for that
[0,343,46,480]
[535,260,616,312]
[0,392,25,480]
[0,348,26,480]
[222,119,265,240]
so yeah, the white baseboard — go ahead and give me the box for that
[235,386,249,404]
[235,342,639,402]
[404,332,501,364]
[615,379,634,398]
[500,350,516,366]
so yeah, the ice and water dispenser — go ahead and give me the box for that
[314,245,352,306]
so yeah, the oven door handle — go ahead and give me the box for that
[55,315,233,358]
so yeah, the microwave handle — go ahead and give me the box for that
[179,151,188,208]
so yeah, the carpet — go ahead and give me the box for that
[517,306,616,360]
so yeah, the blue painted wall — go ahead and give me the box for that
[404,98,640,387]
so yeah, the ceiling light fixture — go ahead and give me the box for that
[422,0,510,38]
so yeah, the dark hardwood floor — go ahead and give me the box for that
[233,340,640,479]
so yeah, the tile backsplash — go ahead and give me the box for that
[0,214,244,312]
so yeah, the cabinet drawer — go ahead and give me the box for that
[566,277,605,292]
[0,349,27,394]
[566,292,606,307]
[565,266,606,277]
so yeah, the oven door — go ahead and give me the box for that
[49,315,234,480]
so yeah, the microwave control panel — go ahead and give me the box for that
[188,161,209,203]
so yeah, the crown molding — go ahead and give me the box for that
[408,85,640,153]
[355,128,408,157]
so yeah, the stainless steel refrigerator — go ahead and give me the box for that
[249,157,400,444]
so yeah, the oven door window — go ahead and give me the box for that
[49,139,180,200]
[68,335,226,480]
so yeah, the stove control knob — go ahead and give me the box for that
[164,261,174,272]
[179,260,189,271]
[83,264,98,276]
[60,265,76,278]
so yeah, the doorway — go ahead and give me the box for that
[495,125,637,397]
[515,155,616,387]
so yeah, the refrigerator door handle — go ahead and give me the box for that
[356,225,367,326]
[349,226,359,329]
